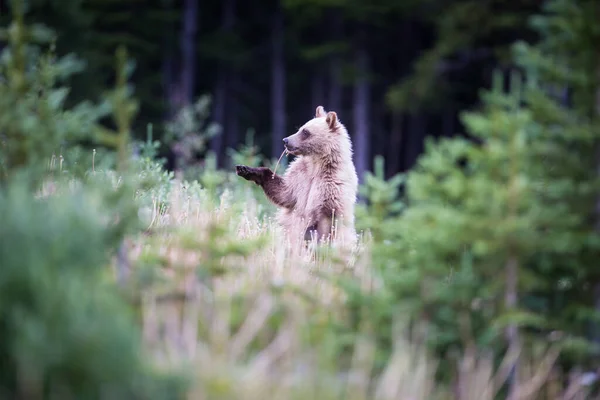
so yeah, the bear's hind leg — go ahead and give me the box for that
[316,217,333,244]
[304,223,318,242]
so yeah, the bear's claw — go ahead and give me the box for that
[235,165,249,176]
[236,165,257,182]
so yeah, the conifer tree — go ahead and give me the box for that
[512,0,600,356]
[0,0,105,185]
[0,2,187,396]
[350,0,600,392]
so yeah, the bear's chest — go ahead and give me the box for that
[294,174,323,214]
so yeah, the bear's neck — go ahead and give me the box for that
[311,146,351,174]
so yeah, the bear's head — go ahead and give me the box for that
[283,106,351,159]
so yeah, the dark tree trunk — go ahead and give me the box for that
[443,107,455,137]
[329,58,342,112]
[225,73,240,158]
[387,112,403,177]
[162,49,176,119]
[211,78,227,165]
[161,0,178,120]
[372,106,385,172]
[328,13,343,112]
[211,0,236,166]
[505,254,520,400]
[311,68,326,110]
[352,30,370,183]
[406,113,426,169]
[180,0,198,106]
[271,4,286,159]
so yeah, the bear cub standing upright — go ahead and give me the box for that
[236,105,358,248]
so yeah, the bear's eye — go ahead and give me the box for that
[302,129,311,139]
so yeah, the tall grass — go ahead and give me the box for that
[109,169,594,400]
[20,98,599,398]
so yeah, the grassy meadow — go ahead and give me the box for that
[2,1,600,397]
[20,142,588,400]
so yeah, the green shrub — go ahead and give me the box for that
[0,178,187,399]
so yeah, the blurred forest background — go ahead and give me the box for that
[1,0,600,398]
[0,0,541,179]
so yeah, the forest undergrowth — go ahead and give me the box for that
[1,0,599,398]
[36,152,592,400]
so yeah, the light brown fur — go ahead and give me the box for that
[236,106,358,249]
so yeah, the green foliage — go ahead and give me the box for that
[69,0,178,139]
[0,3,105,184]
[130,126,175,212]
[227,129,267,169]
[399,72,575,339]
[164,95,220,172]
[344,3,600,384]
[0,2,141,186]
[226,129,278,214]
[93,45,139,172]
[386,0,539,112]
[1,0,599,397]
[340,63,600,389]
[0,3,188,397]
[137,124,165,165]
[513,0,600,116]
[355,155,404,242]
[509,0,600,363]
[0,178,186,399]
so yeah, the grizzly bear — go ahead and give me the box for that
[236,106,358,249]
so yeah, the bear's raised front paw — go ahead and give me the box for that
[236,165,260,184]
[236,165,250,177]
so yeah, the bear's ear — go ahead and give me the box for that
[326,111,338,131]
[315,106,327,118]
